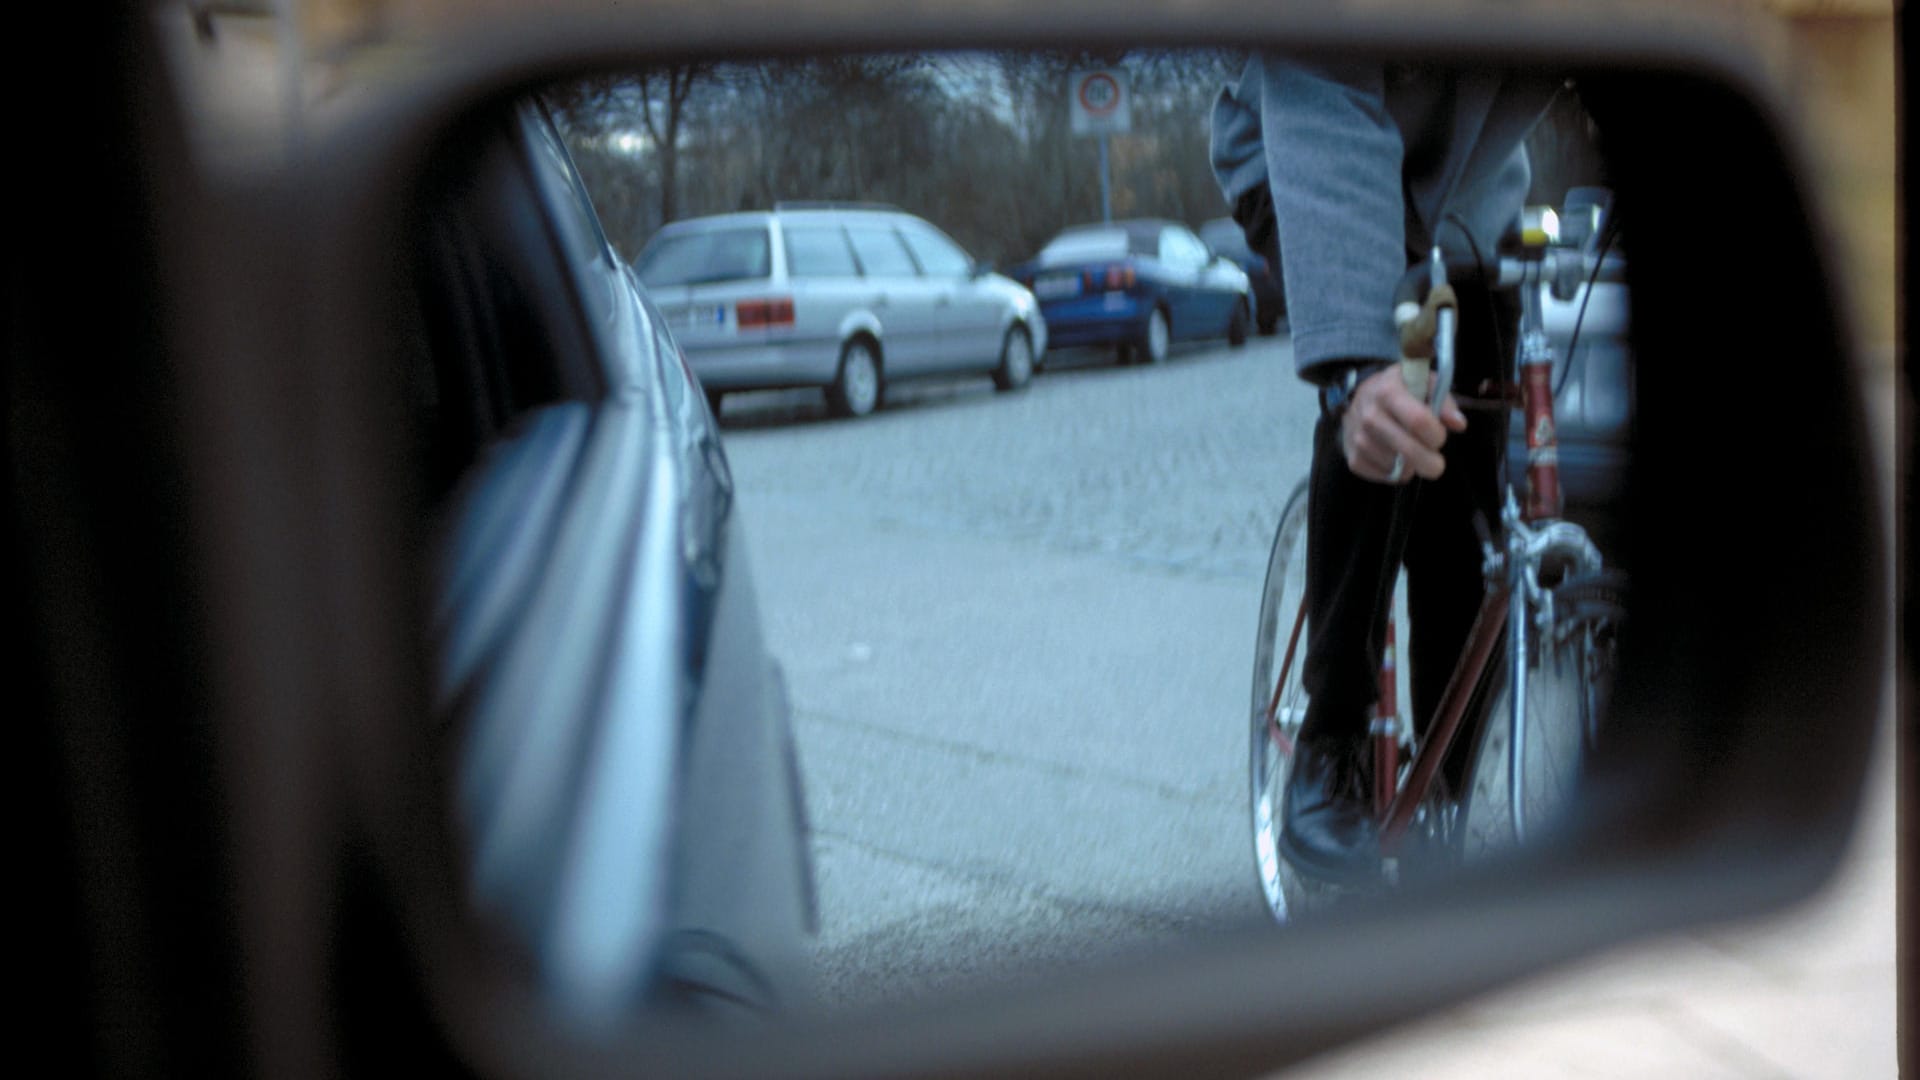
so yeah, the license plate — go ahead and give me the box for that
[1033,273,1081,299]
[671,304,727,330]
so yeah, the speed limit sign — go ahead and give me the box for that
[1070,69,1131,136]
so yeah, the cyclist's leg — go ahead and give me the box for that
[1282,401,1413,883]
[1300,408,1403,728]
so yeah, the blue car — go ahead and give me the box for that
[1011,219,1253,365]
[1199,216,1286,335]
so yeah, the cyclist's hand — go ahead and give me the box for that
[1341,365,1468,484]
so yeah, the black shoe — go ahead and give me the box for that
[1280,734,1383,887]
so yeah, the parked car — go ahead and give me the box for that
[1009,218,1252,365]
[633,204,1046,418]
[420,99,815,1018]
[1199,215,1285,334]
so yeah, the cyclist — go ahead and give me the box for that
[1211,55,1557,884]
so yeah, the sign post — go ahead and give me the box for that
[1069,69,1131,224]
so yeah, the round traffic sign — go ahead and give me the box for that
[1077,72,1121,115]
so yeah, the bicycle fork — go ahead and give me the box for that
[1378,588,1510,854]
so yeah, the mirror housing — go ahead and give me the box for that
[19,3,1886,1078]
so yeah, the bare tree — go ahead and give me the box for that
[547,76,656,257]
[633,62,716,225]
[560,50,1503,269]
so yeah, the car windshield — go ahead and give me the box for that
[1037,228,1130,264]
[634,226,771,287]
[1199,220,1252,261]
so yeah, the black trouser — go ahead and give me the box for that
[1300,282,1516,748]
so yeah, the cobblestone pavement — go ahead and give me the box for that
[720,337,1325,1012]
[720,339,1318,583]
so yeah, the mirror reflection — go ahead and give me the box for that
[420,49,1632,1024]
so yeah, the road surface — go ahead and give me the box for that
[721,336,1323,1013]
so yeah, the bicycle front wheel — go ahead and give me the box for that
[1249,479,1312,922]
[1460,571,1625,859]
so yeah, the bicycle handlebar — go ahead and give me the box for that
[1392,248,1627,310]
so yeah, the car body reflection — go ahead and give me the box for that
[423,100,813,1022]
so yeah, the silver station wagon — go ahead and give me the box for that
[634,204,1047,418]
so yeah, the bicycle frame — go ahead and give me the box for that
[1392,246,1610,853]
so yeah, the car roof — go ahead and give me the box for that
[1045,218,1187,258]
[651,205,923,237]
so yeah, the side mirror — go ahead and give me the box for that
[37,7,1887,1080]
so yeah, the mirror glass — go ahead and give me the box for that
[420,48,1633,1025]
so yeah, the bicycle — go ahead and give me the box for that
[1249,231,1629,923]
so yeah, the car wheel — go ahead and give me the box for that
[991,325,1034,391]
[1227,298,1250,347]
[1139,307,1170,364]
[827,337,882,418]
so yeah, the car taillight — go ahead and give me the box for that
[1089,264,1135,290]
[735,297,795,329]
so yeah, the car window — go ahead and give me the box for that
[898,224,973,278]
[1159,226,1205,269]
[524,103,619,300]
[635,226,771,287]
[783,224,860,278]
[410,108,610,495]
[1038,228,1128,264]
[1187,229,1212,265]
[845,225,919,278]
[1200,220,1252,261]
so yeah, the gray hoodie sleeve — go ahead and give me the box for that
[1211,55,1547,384]
[1256,56,1409,382]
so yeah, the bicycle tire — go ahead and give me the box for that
[1250,480,1421,919]
[1458,570,1625,859]
[1249,479,1314,922]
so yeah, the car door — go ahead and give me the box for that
[899,220,1002,370]
[844,220,944,376]
[1191,227,1249,331]
[778,220,868,377]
